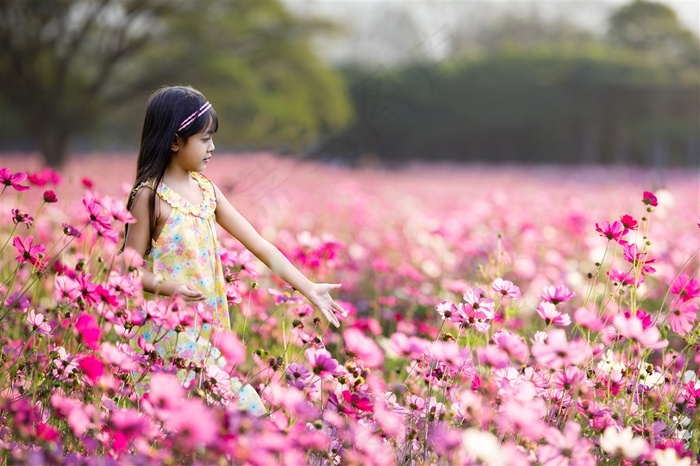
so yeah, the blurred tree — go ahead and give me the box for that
[607,0,700,65]
[0,0,351,167]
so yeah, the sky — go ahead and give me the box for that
[283,0,700,64]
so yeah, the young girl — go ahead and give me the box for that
[122,85,343,414]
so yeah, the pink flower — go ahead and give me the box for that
[539,421,595,466]
[537,302,571,326]
[642,191,658,207]
[607,268,639,286]
[574,307,603,331]
[305,347,342,377]
[388,332,427,360]
[491,278,521,299]
[13,235,45,269]
[54,275,80,302]
[50,394,96,436]
[343,327,384,369]
[595,220,628,243]
[0,168,29,191]
[667,300,698,336]
[552,366,586,392]
[670,274,700,302]
[212,330,246,367]
[75,313,102,350]
[492,330,529,364]
[147,373,184,413]
[435,300,461,322]
[540,285,575,305]
[342,390,374,417]
[462,288,495,316]
[531,329,589,369]
[622,243,656,275]
[27,309,52,335]
[78,354,104,383]
[109,409,149,453]
[166,398,218,450]
[613,314,667,349]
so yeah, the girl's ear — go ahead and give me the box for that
[171,135,182,153]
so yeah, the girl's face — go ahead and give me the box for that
[171,129,215,173]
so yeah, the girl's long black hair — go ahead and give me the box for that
[121,85,218,254]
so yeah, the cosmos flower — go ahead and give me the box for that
[0,168,29,191]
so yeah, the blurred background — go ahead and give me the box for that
[1,0,698,168]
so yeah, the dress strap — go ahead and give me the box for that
[129,180,156,203]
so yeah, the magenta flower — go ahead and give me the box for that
[613,314,667,349]
[540,285,575,305]
[11,208,33,228]
[12,235,45,269]
[75,313,102,350]
[642,191,658,207]
[0,168,29,191]
[43,190,58,203]
[78,354,104,383]
[305,347,341,377]
[537,302,571,326]
[670,274,700,302]
[27,167,62,186]
[342,390,374,415]
[620,214,638,230]
[667,300,698,336]
[595,220,628,243]
[531,329,589,369]
[285,363,312,389]
[491,278,521,299]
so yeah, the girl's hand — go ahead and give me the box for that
[304,283,345,328]
[174,283,206,303]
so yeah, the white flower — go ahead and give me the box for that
[598,349,626,374]
[653,448,691,466]
[638,363,664,388]
[462,429,502,465]
[600,426,647,460]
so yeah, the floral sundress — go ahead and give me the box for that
[135,171,266,416]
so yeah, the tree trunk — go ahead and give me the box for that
[37,126,71,168]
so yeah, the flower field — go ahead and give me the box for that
[1,153,699,465]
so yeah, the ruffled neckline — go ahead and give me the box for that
[156,172,216,217]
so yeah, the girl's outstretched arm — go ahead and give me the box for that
[213,184,342,327]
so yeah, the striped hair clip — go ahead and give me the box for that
[177,101,212,132]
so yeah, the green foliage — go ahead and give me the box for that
[316,37,698,166]
[0,0,352,166]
